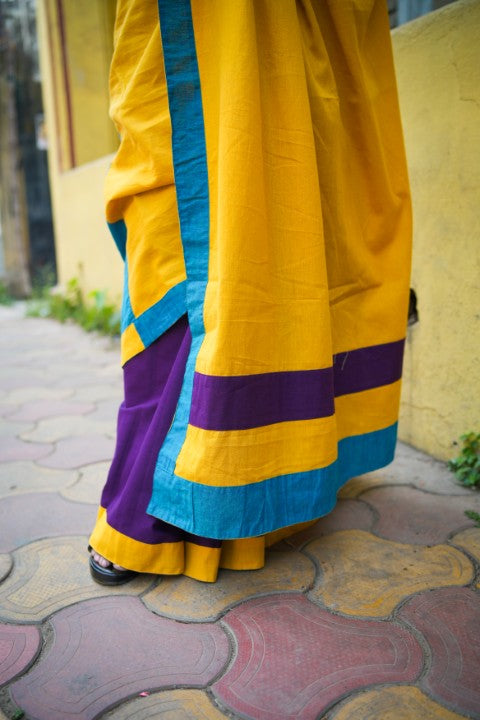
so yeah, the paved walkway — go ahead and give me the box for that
[0,303,479,720]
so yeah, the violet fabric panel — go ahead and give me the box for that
[333,339,405,397]
[189,339,405,432]
[101,315,221,548]
[190,368,335,431]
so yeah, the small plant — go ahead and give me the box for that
[0,280,13,306]
[465,510,480,527]
[448,432,480,488]
[26,277,121,337]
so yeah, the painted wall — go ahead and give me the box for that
[37,0,122,301]
[392,0,480,460]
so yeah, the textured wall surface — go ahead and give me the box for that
[393,0,480,460]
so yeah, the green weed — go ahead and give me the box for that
[26,277,120,337]
[448,432,480,489]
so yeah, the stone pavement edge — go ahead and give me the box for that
[0,303,479,720]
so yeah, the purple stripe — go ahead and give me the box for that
[333,339,405,397]
[190,368,335,432]
[189,339,405,432]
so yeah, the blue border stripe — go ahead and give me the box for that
[108,220,127,261]
[157,0,209,334]
[134,281,187,348]
[148,423,398,539]
[153,0,211,470]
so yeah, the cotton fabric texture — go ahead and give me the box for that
[89,0,412,582]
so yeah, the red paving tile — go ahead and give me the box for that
[214,594,423,720]
[0,623,41,685]
[0,492,97,552]
[36,434,115,469]
[364,486,478,544]
[399,587,480,718]
[0,437,54,463]
[10,596,230,720]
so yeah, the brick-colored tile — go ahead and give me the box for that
[214,594,422,720]
[0,537,152,622]
[329,686,467,719]
[286,499,375,548]
[0,492,97,552]
[399,587,480,717]
[364,485,478,544]
[10,597,229,720]
[37,434,114,469]
[307,530,473,617]
[0,623,41,685]
[102,689,229,719]
[143,549,315,621]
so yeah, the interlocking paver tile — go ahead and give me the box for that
[306,530,473,617]
[451,528,480,588]
[20,415,115,443]
[7,399,95,423]
[213,594,422,720]
[0,623,41,685]
[0,421,35,437]
[36,434,115,469]
[70,383,122,403]
[399,587,480,717]
[329,686,467,719]
[0,537,152,622]
[0,368,50,392]
[61,461,108,504]
[0,554,13,582]
[0,462,77,497]
[0,436,54,463]
[143,549,315,621]
[10,596,229,720]
[101,689,229,719]
[363,486,478,544]
[286,499,375,548]
[3,387,72,403]
[0,492,97,552]
[85,398,121,423]
[340,443,473,498]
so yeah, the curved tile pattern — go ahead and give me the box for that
[399,587,480,717]
[0,492,97,553]
[11,597,229,720]
[0,623,41,685]
[143,549,315,621]
[214,594,422,720]
[330,685,467,719]
[306,530,473,617]
[101,689,228,719]
[363,486,478,544]
[0,537,151,622]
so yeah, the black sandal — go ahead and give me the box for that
[88,546,137,586]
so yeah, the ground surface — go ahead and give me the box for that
[0,304,479,720]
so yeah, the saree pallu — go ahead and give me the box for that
[89,0,411,582]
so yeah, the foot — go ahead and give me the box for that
[88,546,137,586]
[90,549,126,572]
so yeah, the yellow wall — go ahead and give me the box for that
[392,0,480,460]
[37,0,123,302]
